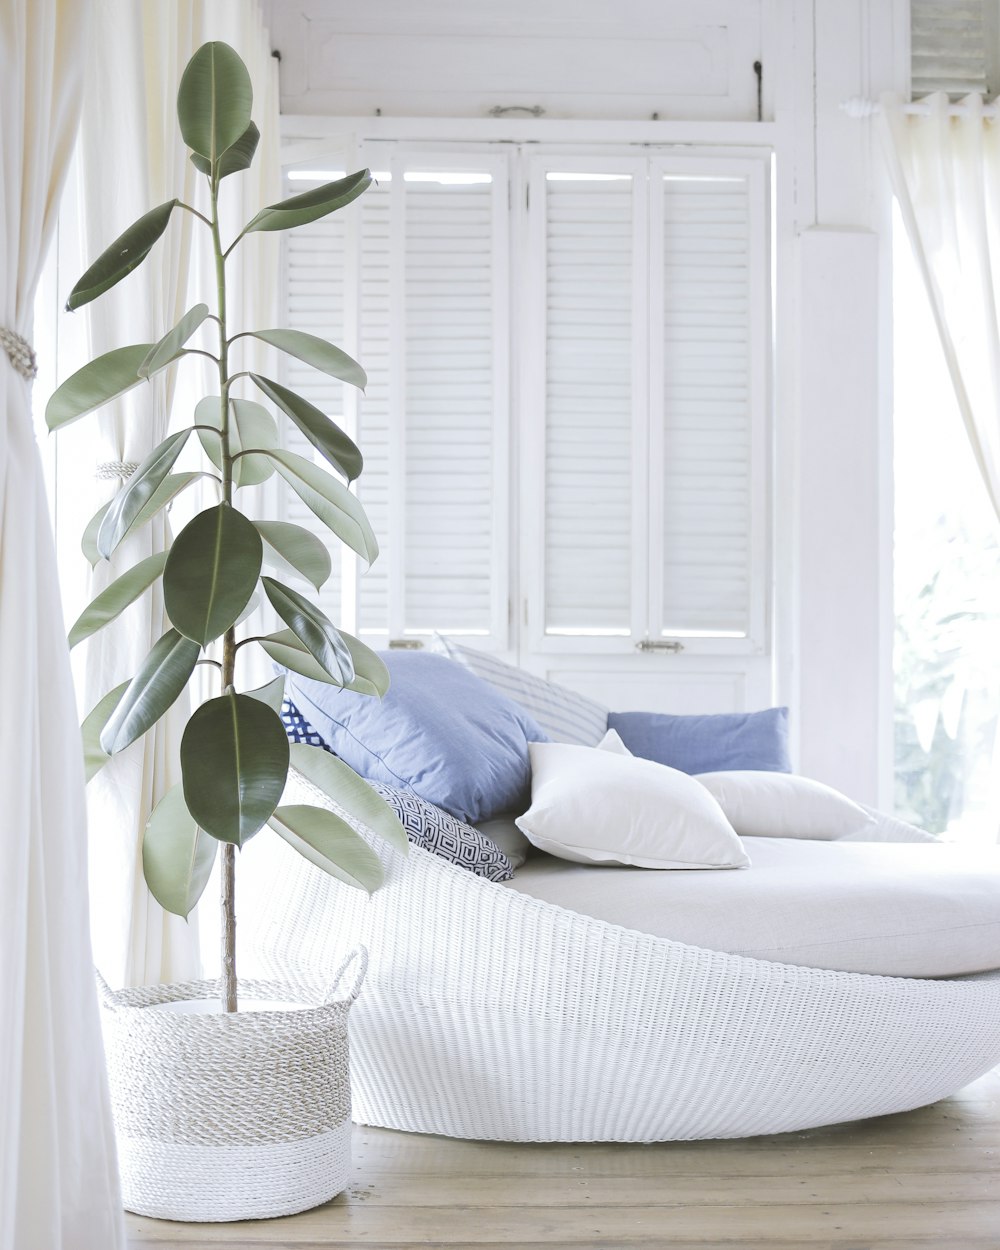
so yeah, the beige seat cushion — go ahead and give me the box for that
[504,836,1000,978]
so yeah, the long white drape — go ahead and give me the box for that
[80,0,280,987]
[880,92,1000,524]
[0,1,125,1247]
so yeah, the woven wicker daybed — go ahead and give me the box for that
[246,772,1000,1143]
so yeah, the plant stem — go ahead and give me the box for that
[211,173,239,1015]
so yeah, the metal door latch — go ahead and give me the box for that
[635,639,684,653]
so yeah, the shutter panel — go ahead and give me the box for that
[540,171,637,635]
[656,172,757,637]
[403,175,499,633]
[283,201,348,624]
[911,0,996,98]
[354,178,392,636]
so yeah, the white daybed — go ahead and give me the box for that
[245,773,1000,1143]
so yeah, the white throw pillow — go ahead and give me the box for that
[694,770,877,840]
[516,742,749,870]
[596,728,632,755]
[431,635,609,746]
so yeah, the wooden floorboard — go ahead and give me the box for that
[126,1067,1000,1249]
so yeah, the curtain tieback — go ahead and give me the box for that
[0,327,38,381]
[96,461,140,481]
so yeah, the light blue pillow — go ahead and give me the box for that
[284,651,549,824]
[607,707,791,775]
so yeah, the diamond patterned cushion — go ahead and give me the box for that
[280,699,513,882]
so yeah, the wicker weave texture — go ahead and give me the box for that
[99,959,365,1220]
[243,772,1000,1143]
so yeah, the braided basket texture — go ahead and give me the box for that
[98,950,366,1221]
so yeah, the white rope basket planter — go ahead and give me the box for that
[242,773,1000,1144]
[98,948,367,1222]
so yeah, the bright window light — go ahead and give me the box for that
[403,171,492,185]
[545,627,632,637]
[287,169,391,182]
[546,172,631,182]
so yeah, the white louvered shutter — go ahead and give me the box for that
[651,164,766,639]
[354,152,509,644]
[281,155,508,646]
[533,164,645,637]
[283,193,350,623]
[911,0,997,98]
[526,153,767,651]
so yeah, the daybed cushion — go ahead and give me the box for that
[284,651,549,824]
[515,741,750,870]
[695,770,877,840]
[608,707,791,774]
[505,836,1000,977]
[433,636,609,746]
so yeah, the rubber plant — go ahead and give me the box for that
[46,41,406,1012]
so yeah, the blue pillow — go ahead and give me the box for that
[284,651,549,824]
[607,707,791,775]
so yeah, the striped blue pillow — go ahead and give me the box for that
[432,636,608,747]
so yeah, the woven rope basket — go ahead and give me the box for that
[97,947,367,1222]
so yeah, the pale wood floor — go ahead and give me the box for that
[126,1066,1000,1249]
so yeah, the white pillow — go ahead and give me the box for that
[694,770,877,840]
[516,742,749,870]
[431,635,609,746]
[596,727,632,755]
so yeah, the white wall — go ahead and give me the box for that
[261,0,910,805]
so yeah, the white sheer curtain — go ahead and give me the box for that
[0,1,125,1247]
[80,0,280,987]
[880,92,1000,524]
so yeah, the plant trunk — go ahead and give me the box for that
[212,176,238,1012]
[221,844,237,1012]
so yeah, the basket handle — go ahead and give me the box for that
[94,967,118,1009]
[324,945,368,1004]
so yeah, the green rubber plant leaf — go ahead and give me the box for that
[68,551,168,649]
[245,674,286,715]
[258,628,389,696]
[163,503,263,645]
[246,330,367,390]
[81,681,129,782]
[191,120,259,179]
[195,395,276,487]
[84,471,207,567]
[261,575,355,685]
[142,784,217,920]
[181,692,289,846]
[100,628,200,756]
[267,449,378,565]
[289,744,408,854]
[250,374,363,482]
[177,41,253,165]
[65,200,179,312]
[243,169,371,234]
[45,344,153,431]
[97,429,191,560]
[82,501,112,567]
[268,804,384,893]
[129,470,211,535]
[255,519,332,591]
[139,304,210,379]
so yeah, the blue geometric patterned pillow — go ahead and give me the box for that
[280,699,513,882]
[281,698,334,752]
[368,781,513,883]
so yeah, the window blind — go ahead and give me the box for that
[542,173,637,635]
[911,0,996,98]
[657,173,754,636]
[283,208,348,624]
